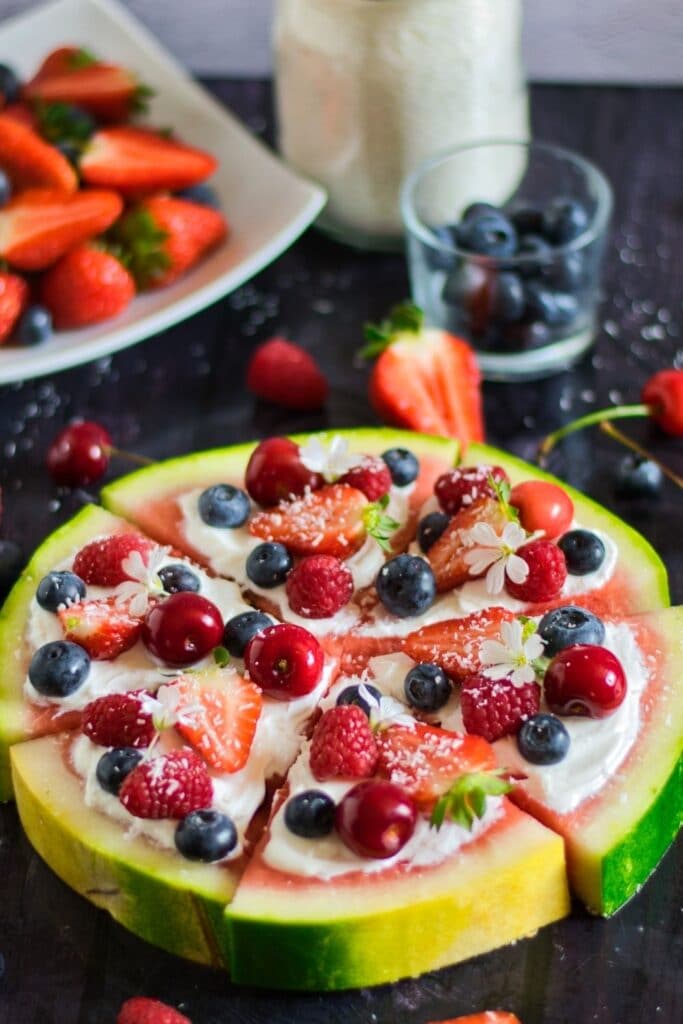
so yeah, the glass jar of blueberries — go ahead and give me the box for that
[402,141,613,380]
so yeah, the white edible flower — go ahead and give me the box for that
[462,520,538,595]
[299,435,363,482]
[114,545,169,616]
[480,618,545,687]
[358,682,415,731]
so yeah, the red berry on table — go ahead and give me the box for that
[119,748,213,819]
[142,592,224,667]
[460,672,541,743]
[504,539,567,603]
[245,436,323,507]
[642,369,683,436]
[249,483,370,559]
[73,533,154,586]
[82,691,154,749]
[0,269,28,344]
[47,419,113,487]
[244,622,324,700]
[309,705,379,781]
[246,336,328,411]
[59,597,142,660]
[339,456,392,501]
[117,995,191,1024]
[285,554,354,618]
[435,465,508,515]
[509,480,574,540]
[335,780,417,859]
[544,644,627,718]
[40,243,136,330]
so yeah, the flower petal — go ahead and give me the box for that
[480,639,512,666]
[506,553,530,585]
[486,558,506,594]
[482,663,514,681]
[524,633,545,661]
[510,664,537,686]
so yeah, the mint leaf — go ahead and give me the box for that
[213,646,230,668]
[430,771,513,832]
[489,474,519,523]
[363,502,400,553]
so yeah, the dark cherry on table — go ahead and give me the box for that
[0,82,681,1024]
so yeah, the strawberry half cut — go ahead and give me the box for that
[59,597,142,661]
[80,126,218,196]
[403,607,517,681]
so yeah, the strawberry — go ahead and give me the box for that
[117,996,191,1024]
[460,673,541,743]
[170,669,262,774]
[403,607,517,680]
[112,197,227,289]
[59,597,142,660]
[40,243,136,329]
[24,47,151,123]
[2,103,38,130]
[82,691,154,748]
[80,127,217,195]
[309,705,379,781]
[427,496,509,593]
[0,188,123,272]
[246,337,328,411]
[427,1014,521,1024]
[73,534,155,587]
[119,748,213,819]
[0,114,77,193]
[0,271,28,344]
[363,303,485,444]
[375,722,496,812]
[249,483,370,559]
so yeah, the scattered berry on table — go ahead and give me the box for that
[244,622,324,700]
[46,419,113,487]
[417,511,450,553]
[28,639,90,697]
[17,304,53,345]
[198,483,250,528]
[285,554,354,618]
[59,597,142,660]
[434,465,509,515]
[246,336,328,411]
[117,995,192,1024]
[119,748,213,820]
[73,533,154,586]
[538,605,605,657]
[460,672,541,743]
[335,780,417,859]
[509,480,574,539]
[642,368,683,436]
[542,197,589,245]
[82,691,154,749]
[381,447,420,487]
[336,683,383,717]
[36,570,86,612]
[544,644,627,718]
[516,713,570,766]
[0,539,23,599]
[504,539,567,603]
[175,809,237,862]
[223,609,271,658]
[613,454,663,499]
[376,554,436,617]
[558,528,605,575]
[158,563,200,594]
[142,592,224,667]
[245,437,323,507]
[96,747,144,795]
[284,789,336,838]
[246,541,293,588]
[309,705,379,781]
[404,662,452,713]
[339,456,392,501]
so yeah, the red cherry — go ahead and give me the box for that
[435,465,509,515]
[245,437,324,507]
[244,623,324,700]
[544,644,627,718]
[142,592,224,667]
[335,780,417,859]
[509,480,574,540]
[46,420,112,487]
[642,369,683,436]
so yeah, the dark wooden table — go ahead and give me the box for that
[0,82,681,1024]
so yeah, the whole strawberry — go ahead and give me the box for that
[119,749,213,819]
[0,270,28,344]
[40,242,136,329]
[117,995,191,1024]
[460,672,541,743]
[309,705,379,781]
[82,691,154,748]
[246,336,328,411]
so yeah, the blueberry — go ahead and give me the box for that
[0,169,11,208]
[404,662,451,712]
[461,201,500,222]
[179,183,222,210]
[376,554,436,618]
[458,210,517,258]
[223,609,271,657]
[552,291,581,327]
[28,640,90,697]
[36,570,86,612]
[175,809,237,862]
[516,233,553,276]
[17,305,53,346]
[613,454,663,499]
[417,511,450,553]
[558,529,605,575]
[0,539,23,600]
[538,606,606,657]
[508,202,544,236]
[284,789,336,839]
[158,563,201,594]
[336,683,382,716]
[542,197,590,245]
[246,542,292,588]
[96,747,143,795]
[517,713,570,765]
[198,484,250,528]
[442,261,489,309]
[544,251,585,292]
[0,63,20,103]
[501,320,552,352]
[381,448,419,486]
[524,281,561,325]
[492,271,525,323]
[427,225,459,270]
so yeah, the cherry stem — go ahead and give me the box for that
[537,403,650,465]
[107,445,154,467]
[599,421,683,489]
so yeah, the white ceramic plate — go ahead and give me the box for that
[0,0,326,383]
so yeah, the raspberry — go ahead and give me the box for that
[309,705,379,781]
[461,673,541,743]
[246,337,328,411]
[73,533,155,587]
[505,539,568,603]
[434,465,509,515]
[117,996,191,1024]
[119,749,213,819]
[82,691,155,748]
[285,554,354,618]
[339,457,392,501]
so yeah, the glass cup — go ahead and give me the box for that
[401,140,613,380]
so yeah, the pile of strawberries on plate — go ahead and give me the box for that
[0,49,227,345]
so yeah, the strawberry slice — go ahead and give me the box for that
[249,483,371,559]
[363,303,485,444]
[427,496,508,592]
[171,669,262,774]
[80,127,217,196]
[376,722,496,812]
[59,597,142,660]
[427,1014,522,1024]
[23,47,150,122]
[0,114,77,193]
[0,270,28,345]
[403,606,516,680]
[0,188,123,272]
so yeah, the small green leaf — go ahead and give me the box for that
[67,47,99,69]
[34,100,94,153]
[213,646,230,667]
[363,503,401,553]
[489,473,519,523]
[131,82,156,116]
[518,615,538,644]
[109,207,170,288]
[430,771,513,832]
[359,302,425,359]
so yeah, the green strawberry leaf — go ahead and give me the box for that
[109,207,170,288]
[430,771,513,832]
[34,100,94,153]
[360,302,424,359]
[131,82,156,116]
[363,501,401,553]
[67,47,99,69]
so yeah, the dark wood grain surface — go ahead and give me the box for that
[0,82,681,1024]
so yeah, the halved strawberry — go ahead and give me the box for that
[376,722,496,812]
[2,103,38,130]
[0,188,123,271]
[23,47,150,122]
[0,114,77,193]
[170,668,262,774]
[363,303,485,445]
[249,483,370,559]
[80,127,217,195]
[0,271,28,345]
[427,1014,522,1024]
[403,606,516,680]
[59,597,142,660]
[427,496,508,592]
